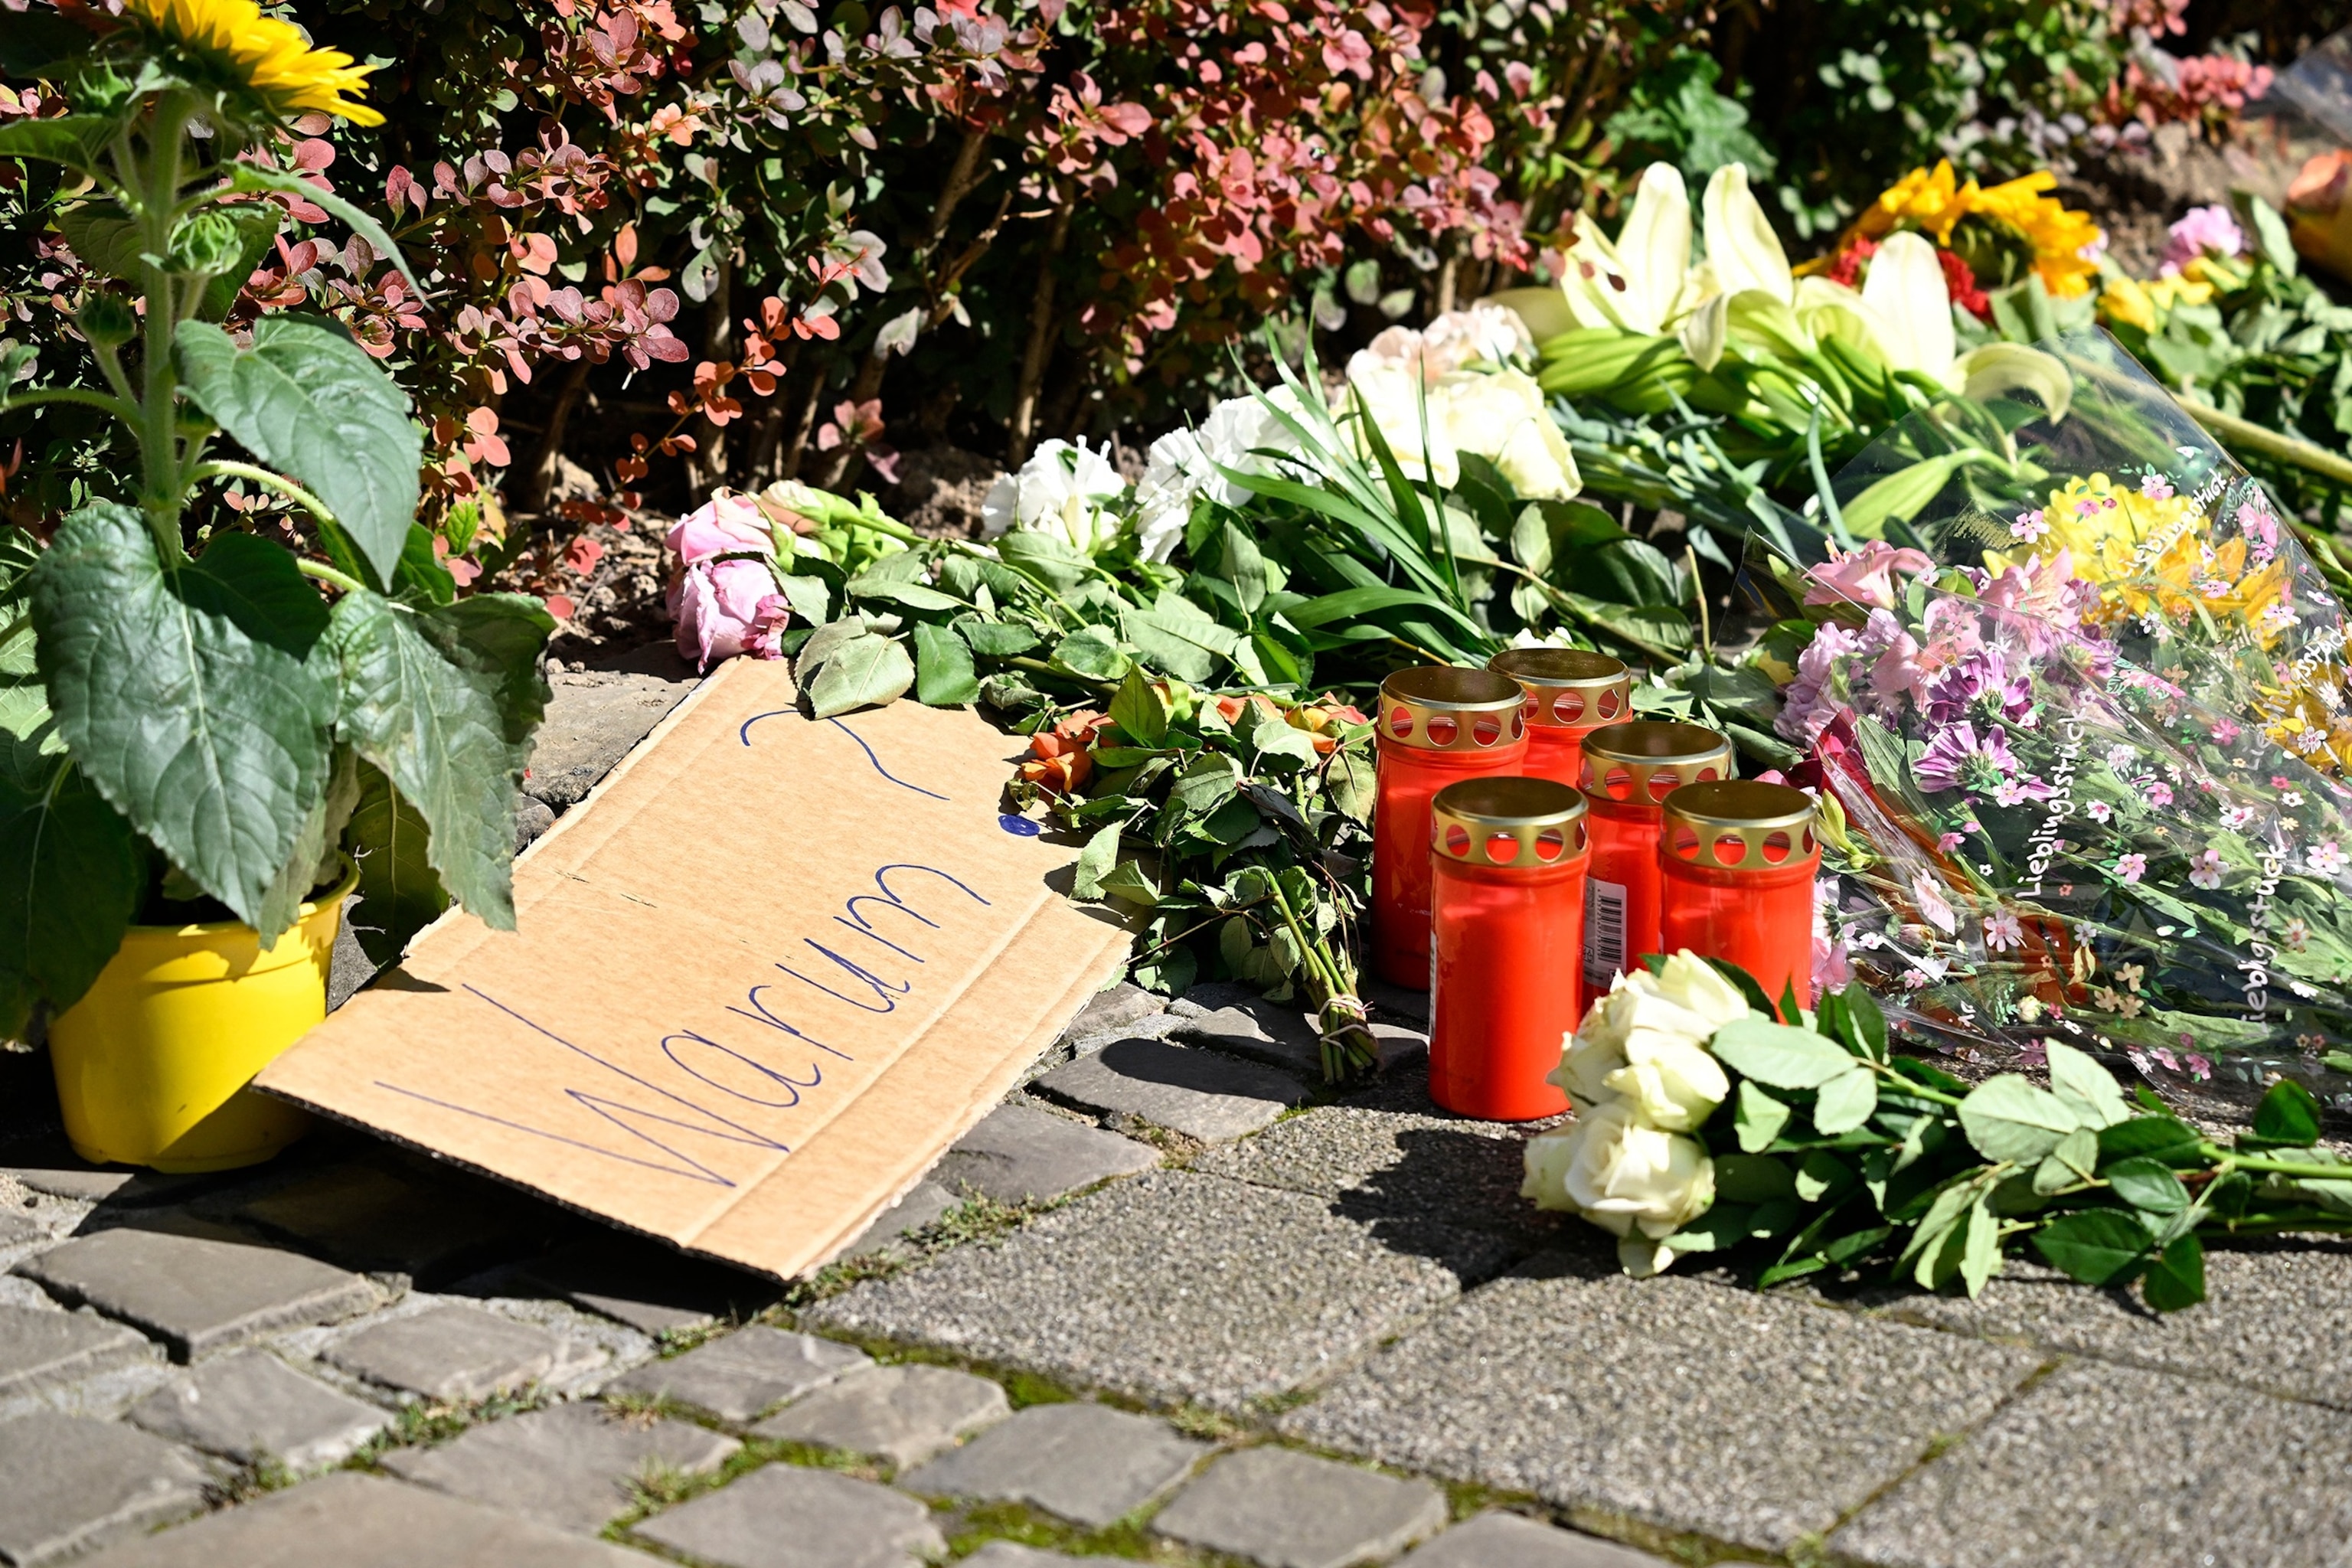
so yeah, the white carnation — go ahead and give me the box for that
[1132,390,1308,564]
[981,438,1128,554]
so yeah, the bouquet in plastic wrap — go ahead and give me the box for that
[1747,331,2352,1107]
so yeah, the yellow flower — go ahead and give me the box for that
[1998,473,2292,644]
[123,0,383,127]
[2097,274,2211,333]
[1819,161,2104,299]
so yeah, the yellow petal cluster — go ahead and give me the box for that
[1842,160,2103,299]
[123,0,383,127]
[2096,273,2214,333]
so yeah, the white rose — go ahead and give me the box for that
[1600,1031,1729,1132]
[1549,965,1739,1112]
[1520,1130,1579,1212]
[1433,369,1581,500]
[1342,360,1459,487]
[1651,950,1754,1032]
[1557,1099,1716,1240]
[981,438,1128,554]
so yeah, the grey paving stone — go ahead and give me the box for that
[603,1325,870,1422]
[323,1303,583,1400]
[1361,978,1431,1026]
[930,1102,1158,1205]
[962,1546,1135,1568]
[0,1210,43,1249]
[1171,1003,1429,1080]
[1278,1254,2043,1555]
[0,1411,207,1567]
[482,1236,779,1336]
[383,1400,739,1534]
[1035,1040,1306,1142]
[751,1362,1008,1468]
[1059,982,1167,1047]
[0,1141,202,1207]
[1156,1447,1446,1568]
[1176,981,1259,1014]
[235,1163,542,1285]
[1191,1096,1558,1237]
[14,1223,377,1361]
[1835,1358,2352,1567]
[811,1171,1514,1413]
[629,1462,945,1568]
[0,1303,156,1399]
[526,659,698,808]
[74,1471,651,1566]
[898,1400,1206,1527]
[842,1181,959,1259]
[1867,1244,2352,1411]
[1398,1514,1669,1568]
[126,1348,387,1469]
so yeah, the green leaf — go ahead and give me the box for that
[2047,1039,2130,1130]
[2030,1207,2153,1285]
[344,761,449,967]
[1898,1179,1978,1276]
[1168,753,1240,817]
[1714,1153,1798,1204]
[956,617,1040,658]
[997,530,1089,592]
[426,595,554,745]
[2141,1232,2205,1312]
[1892,1056,1969,1095]
[795,616,871,688]
[1071,821,1123,900]
[1121,607,1236,685]
[31,504,335,926]
[2103,1156,2190,1216]
[1052,626,1132,683]
[913,622,979,706]
[776,574,832,628]
[1109,668,1169,747]
[2245,197,2298,279]
[2096,1115,2203,1168]
[1794,1150,1855,1204]
[1250,712,1320,770]
[1735,1080,1792,1152]
[327,591,528,932]
[1957,1074,2081,1164]
[1812,1067,1879,1135]
[175,315,422,591]
[1326,748,1375,822]
[806,633,916,718]
[57,199,144,282]
[849,573,964,613]
[1709,1016,1857,1090]
[1958,1197,2001,1298]
[1096,858,1160,906]
[2032,1127,2099,1194]
[223,162,425,297]
[253,740,359,942]
[197,204,284,322]
[2252,1078,2321,1145]
[0,758,141,1037]
[0,115,122,175]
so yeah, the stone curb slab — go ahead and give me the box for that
[899,1400,1206,1527]
[1155,1447,1447,1568]
[14,1225,378,1361]
[929,1102,1158,1207]
[74,1471,650,1566]
[323,1302,589,1400]
[0,1302,156,1400]
[1398,1514,1671,1568]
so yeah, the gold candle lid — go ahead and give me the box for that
[1580,720,1735,805]
[1430,776,1590,869]
[1661,780,1818,873]
[1488,648,1632,730]
[1378,666,1528,753]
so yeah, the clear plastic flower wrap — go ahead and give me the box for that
[1745,331,2352,1106]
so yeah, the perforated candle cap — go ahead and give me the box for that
[1579,720,1735,805]
[1430,776,1589,869]
[1378,665,1528,752]
[1662,779,1818,873]
[1488,648,1632,730]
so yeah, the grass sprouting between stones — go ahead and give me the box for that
[341,1385,549,1468]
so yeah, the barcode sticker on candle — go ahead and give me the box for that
[1585,877,1627,988]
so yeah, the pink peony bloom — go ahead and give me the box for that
[667,492,775,566]
[2159,204,2244,276]
[1805,541,1934,611]
[670,557,791,671]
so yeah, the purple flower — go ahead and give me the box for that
[2012,508,2050,542]
[1775,623,1860,746]
[2188,848,2224,890]
[1916,722,2017,794]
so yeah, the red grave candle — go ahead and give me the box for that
[1658,779,1822,1008]
[1487,648,1632,791]
[1372,666,1529,989]
[1427,776,1590,1120]
[1578,721,1734,995]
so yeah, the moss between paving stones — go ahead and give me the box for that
[338,1385,550,1469]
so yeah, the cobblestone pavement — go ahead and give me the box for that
[8,655,2352,1566]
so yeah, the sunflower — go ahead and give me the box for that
[122,0,384,128]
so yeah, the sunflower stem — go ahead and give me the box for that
[136,90,195,565]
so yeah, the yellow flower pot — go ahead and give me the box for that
[47,861,357,1172]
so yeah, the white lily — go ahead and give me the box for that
[1557,163,1697,336]
[1702,164,1792,306]
[1848,231,2073,413]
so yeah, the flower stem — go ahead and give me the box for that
[190,460,341,530]
[2201,1146,2352,1182]
[0,386,141,425]
[136,90,194,563]
[295,557,369,596]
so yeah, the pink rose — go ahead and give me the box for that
[668,492,774,566]
[1805,541,1933,611]
[670,557,790,671]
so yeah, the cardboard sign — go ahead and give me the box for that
[258,658,1130,1280]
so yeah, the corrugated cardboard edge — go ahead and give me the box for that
[263,659,1135,1279]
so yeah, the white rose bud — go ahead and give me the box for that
[1558,1100,1717,1240]
[1599,1030,1730,1132]
[1651,950,1755,1031]
[1550,963,1741,1112]
[1520,1130,1580,1212]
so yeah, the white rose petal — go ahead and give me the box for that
[1557,1100,1717,1240]
[981,438,1128,554]
[1599,1031,1730,1132]
[1520,1130,1580,1212]
[1650,951,1755,1032]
